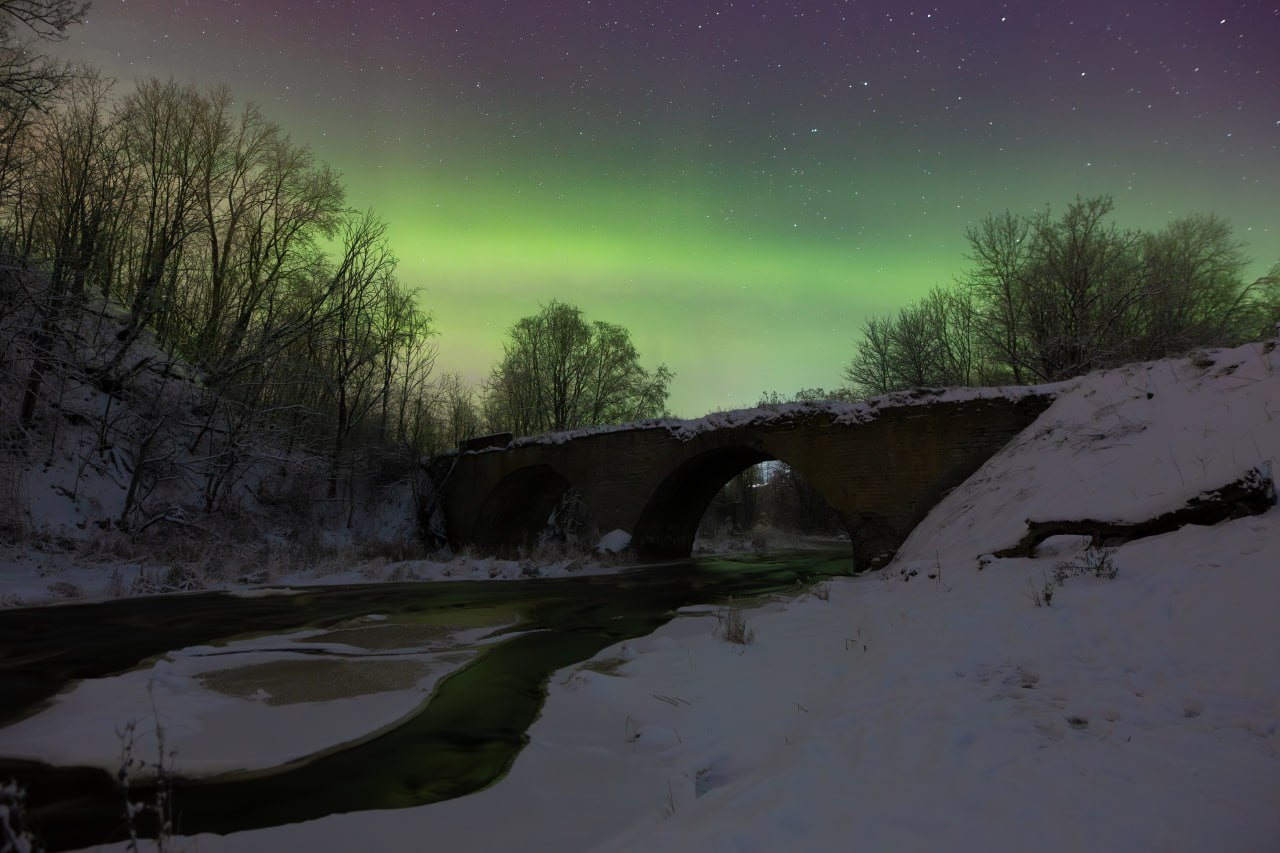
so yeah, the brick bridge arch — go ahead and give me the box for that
[438,393,1052,569]
[468,464,575,552]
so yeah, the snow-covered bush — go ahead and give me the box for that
[1052,546,1119,584]
[1,780,36,853]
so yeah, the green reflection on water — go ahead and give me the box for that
[0,549,849,849]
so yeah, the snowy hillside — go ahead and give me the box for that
[2,340,1277,852]
[0,280,432,607]
[901,340,1279,561]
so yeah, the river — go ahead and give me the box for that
[0,549,851,850]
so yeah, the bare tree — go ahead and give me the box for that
[843,287,984,398]
[1238,261,1280,340]
[960,210,1032,383]
[1136,213,1252,355]
[109,79,208,364]
[843,314,894,397]
[316,210,398,497]
[0,0,89,112]
[12,73,138,428]
[394,369,482,456]
[1019,196,1147,379]
[956,195,1241,382]
[22,73,120,296]
[858,196,1271,395]
[374,282,434,446]
[0,98,37,234]
[0,1,89,247]
[186,88,345,376]
[484,300,671,435]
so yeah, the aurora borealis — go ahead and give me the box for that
[56,1,1279,416]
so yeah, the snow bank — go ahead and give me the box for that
[596,529,632,553]
[900,340,1280,562]
[0,546,625,608]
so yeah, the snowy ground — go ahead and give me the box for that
[2,341,1278,851]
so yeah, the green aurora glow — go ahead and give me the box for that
[55,1,1280,416]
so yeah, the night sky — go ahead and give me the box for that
[56,1,1280,416]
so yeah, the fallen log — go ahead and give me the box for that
[993,464,1275,558]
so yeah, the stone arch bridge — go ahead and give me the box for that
[437,392,1053,569]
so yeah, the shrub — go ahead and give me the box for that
[1052,546,1119,585]
[117,710,178,852]
[46,580,83,599]
[1032,546,1119,607]
[1,780,37,852]
[130,565,205,596]
[1026,576,1055,608]
[717,599,756,645]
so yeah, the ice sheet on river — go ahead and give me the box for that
[0,619,501,775]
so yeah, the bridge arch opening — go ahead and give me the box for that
[470,464,596,555]
[631,448,850,561]
[696,461,848,552]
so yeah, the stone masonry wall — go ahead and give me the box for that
[440,394,1051,568]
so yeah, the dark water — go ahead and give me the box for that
[0,550,850,850]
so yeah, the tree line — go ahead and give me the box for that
[845,195,1280,396]
[1,73,445,495]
